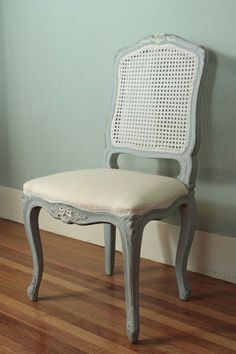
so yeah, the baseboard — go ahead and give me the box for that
[0,185,236,283]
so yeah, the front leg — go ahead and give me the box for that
[23,198,43,301]
[119,215,143,343]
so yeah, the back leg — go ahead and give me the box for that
[104,223,116,275]
[175,198,196,300]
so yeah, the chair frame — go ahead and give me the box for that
[23,34,206,343]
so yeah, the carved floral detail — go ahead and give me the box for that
[122,215,140,238]
[152,33,166,41]
[49,205,88,224]
[152,33,177,43]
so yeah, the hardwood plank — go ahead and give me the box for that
[0,332,37,354]
[0,295,129,354]
[0,218,236,353]
[2,254,236,351]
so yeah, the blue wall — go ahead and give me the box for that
[0,0,236,236]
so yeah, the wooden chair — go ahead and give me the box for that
[23,34,206,343]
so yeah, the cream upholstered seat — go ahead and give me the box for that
[24,169,188,215]
[23,34,206,343]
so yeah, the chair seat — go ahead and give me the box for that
[23,168,188,215]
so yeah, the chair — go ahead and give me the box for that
[23,34,206,343]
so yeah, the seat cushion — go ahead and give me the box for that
[23,168,188,215]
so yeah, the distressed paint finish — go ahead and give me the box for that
[23,34,206,343]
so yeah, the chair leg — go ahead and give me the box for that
[24,204,43,301]
[175,198,196,300]
[120,218,143,343]
[104,223,116,275]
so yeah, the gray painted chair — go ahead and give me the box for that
[23,34,206,343]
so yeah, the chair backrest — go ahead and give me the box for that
[105,34,206,188]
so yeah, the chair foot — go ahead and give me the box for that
[27,273,40,301]
[27,285,39,301]
[127,328,139,343]
[179,287,191,301]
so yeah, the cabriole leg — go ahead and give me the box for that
[120,218,143,343]
[104,223,116,275]
[175,198,196,300]
[24,204,43,301]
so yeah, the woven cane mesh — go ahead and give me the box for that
[111,44,198,154]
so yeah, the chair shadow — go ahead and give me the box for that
[138,337,169,346]
[38,292,81,301]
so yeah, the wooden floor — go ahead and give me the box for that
[0,219,236,354]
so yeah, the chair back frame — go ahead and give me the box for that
[105,34,206,188]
